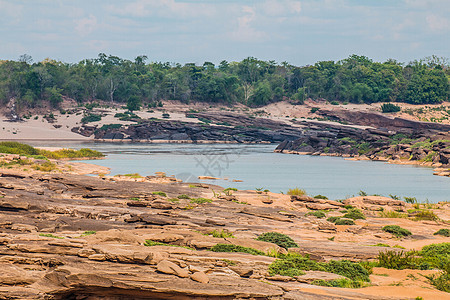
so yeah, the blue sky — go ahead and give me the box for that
[0,0,448,65]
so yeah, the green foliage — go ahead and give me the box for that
[268,254,370,285]
[190,197,212,204]
[382,225,412,238]
[305,211,326,218]
[404,197,417,204]
[312,278,366,288]
[412,210,439,221]
[313,194,328,200]
[144,240,194,250]
[152,191,167,197]
[81,231,96,236]
[379,211,408,218]
[334,218,355,225]
[381,103,401,113]
[256,232,298,249]
[208,230,235,238]
[211,244,265,256]
[100,124,122,131]
[434,229,450,237]
[377,250,421,270]
[342,208,366,220]
[327,216,341,223]
[0,54,448,109]
[122,173,142,178]
[0,142,40,156]
[358,190,368,196]
[39,233,64,239]
[223,187,238,196]
[81,114,102,123]
[287,188,306,196]
[177,194,190,199]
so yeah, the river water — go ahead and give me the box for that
[28,141,450,203]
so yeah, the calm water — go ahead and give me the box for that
[28,141,450,203]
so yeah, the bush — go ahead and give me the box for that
[325,260,370,282]
[190,197,212,204]
[0,141,40,156]
[327,216,341,223]
[335,218,355,225]
[81,114,102,123]
[152,191,167,197]
[382,225,412,238]
[377,250,420,270]
[256,232,298,249]
[343,208,366,220]
[208,230,235,238]
[305,211,326,218]
[287,188,306,196]
[413,210,439,221]
[434,229,450,237]
[313,194,328,200]
[211,244,265,256]
[268,254,370,286]
[381,103,401,113]
[177,194,190,199]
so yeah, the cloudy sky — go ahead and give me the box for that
[0,0,449,65]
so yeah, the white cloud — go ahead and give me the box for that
[107,0,216,18]
[426,14,449,31]
[74,15,98,37]
[0,0,23,22]
[230,6,267,42]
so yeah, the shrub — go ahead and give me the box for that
[327,216,341,223]
[325,260,370,282]
[268,254,324,276]
[0,141,40,156]
[305,211,326,218]
[287,188,306,196]
[208,230,234,238]
[39,233,64,239]
[81,114,102,123]
[335,218,355,225]
[190,197,212,204]
[152,191,167,197]
[420,243,450,261]
[382,225,412,238]
[144,240,194,250]
[434,229,450,237]
[177,194,190,199]
[379,211,408,218]
[404,197,417,204]
[256,232,298,249]
[381,103,401,113]
[377,250,420,270]
[312,278,366,288]
[310,107,320,113]
[343,208,366,220]
[211,244,265,256]
[223,187,238,196]
[413,210,439,221]
[313,194,328,200]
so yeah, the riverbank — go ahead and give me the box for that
[0,161,449,299]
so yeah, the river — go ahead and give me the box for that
[28,141,450,203]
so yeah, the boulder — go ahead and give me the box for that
[190,271,209,283]
[157,260,189,278]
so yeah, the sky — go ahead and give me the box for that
[0,0,449,66]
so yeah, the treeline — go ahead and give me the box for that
[0,54,448,109]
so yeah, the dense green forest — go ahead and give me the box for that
[0,54,448,109]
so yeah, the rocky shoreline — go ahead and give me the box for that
[0,163,449,299]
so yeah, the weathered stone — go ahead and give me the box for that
[190,271,209,283]
[157,260,189,278]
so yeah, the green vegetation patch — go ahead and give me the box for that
[342,208,366,220]
[382,225,412,238]
[144,240,194,250]
[190,197,212,204]
[152,191,167,197]
[434,229,450,237]
[268,254,370,285]
[207,230,235,238]
[211,244,265,256]
[256,232,298,249]
[39,233,64,239]
[287,188,306,196]
[305,211,327,218]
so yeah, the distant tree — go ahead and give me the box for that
[126,95,141,112]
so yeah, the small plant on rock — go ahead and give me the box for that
[256,232,298,249]
[382,225,412,238]
[305,211,326,218]
[152,191,167,197]
[343,208,366,220]
[434,229,450,237]
[287,188,306,196]
[211,244,265,256]
[335,218,355,225]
